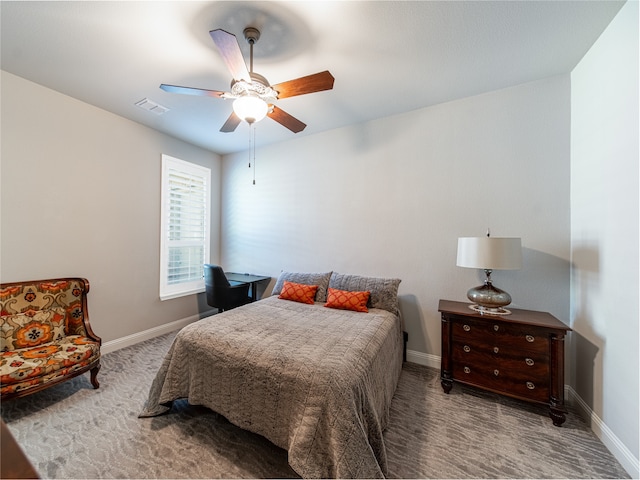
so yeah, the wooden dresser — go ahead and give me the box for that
[439,299,571,426]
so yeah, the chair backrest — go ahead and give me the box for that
[204,264,230,307]
[0,277,101,343]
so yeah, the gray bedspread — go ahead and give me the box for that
[139,295,403,478]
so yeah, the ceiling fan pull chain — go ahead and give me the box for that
[252,124,257,185]
[248,122,252,168]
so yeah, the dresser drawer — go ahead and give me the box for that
[451,318,550,355]
[452,341,550,377]
[452,363,550,402]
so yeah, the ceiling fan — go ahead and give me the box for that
[160,27,335,134]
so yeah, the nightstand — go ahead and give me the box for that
[439,299,571,426]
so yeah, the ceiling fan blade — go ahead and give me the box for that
[160,84,226,98]
[268,106,306,133]
[209,29,251,83]
[271,71,335,99]
[220,112,242,133]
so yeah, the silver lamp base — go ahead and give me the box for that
[466,270,513,315]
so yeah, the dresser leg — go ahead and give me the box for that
[550,333,567,427]
[549,408,567,427]
[441,377,453,394]
[440,313,452,394]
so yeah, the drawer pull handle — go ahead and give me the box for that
[493,369,499,376]
[526,335,535,343]
[493,325,500,331]
[463,345,471,353]
[493,347,499,354]
[525,358,534,366]
[463,324,471,332]
[526,382,535,390]
[464,366,470,374]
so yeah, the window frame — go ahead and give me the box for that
[159,154,211,301]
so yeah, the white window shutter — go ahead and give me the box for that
[160,155,211,300]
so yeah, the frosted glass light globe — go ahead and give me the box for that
[233,95,268,124]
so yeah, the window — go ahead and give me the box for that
[160,154,211,300]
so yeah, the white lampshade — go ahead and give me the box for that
[457,237,522,270]
[233,95,268,124]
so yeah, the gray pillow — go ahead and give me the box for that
[272,271,332,302]
[328,273,401,315]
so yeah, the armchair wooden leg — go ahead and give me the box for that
[90,364,101,389]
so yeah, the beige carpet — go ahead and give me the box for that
[1,331,629,479]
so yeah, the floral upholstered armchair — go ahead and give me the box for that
[0,278,101,399]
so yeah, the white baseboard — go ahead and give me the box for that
[406,349,440,369]
[567,386,639,479]
[101,309,216,355]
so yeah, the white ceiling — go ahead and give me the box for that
[1,1,624,155]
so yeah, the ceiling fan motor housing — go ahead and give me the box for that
[230,73,277,106]
[231,72,270,89]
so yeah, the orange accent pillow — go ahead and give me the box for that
[278,281,318,305]
[324,288,370,313]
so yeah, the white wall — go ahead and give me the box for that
[1,71,222,345]
[221,75,571,360]
[570,0,639,475]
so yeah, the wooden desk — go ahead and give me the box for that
[224,272,270,302]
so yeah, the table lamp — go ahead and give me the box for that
[456,233,522,315]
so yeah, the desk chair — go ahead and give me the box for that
[204,264,252,313]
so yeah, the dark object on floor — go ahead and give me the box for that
[1,418,39,478]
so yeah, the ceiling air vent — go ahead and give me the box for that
[135,98,169,115]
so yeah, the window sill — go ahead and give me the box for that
[160,287,205,301]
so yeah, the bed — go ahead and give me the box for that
[139,272,403,478]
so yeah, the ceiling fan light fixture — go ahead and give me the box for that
[233,94,268,124]
[162,28,334,134]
